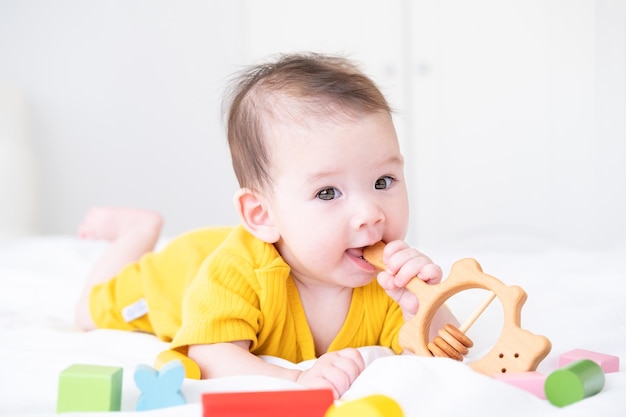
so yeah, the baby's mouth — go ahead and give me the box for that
[361,241,386,271]
[347,247,378,270]
[346,247,365,259]
[359,253,373,266]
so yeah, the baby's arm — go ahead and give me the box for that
[376,240,460,338]
[187,341,365,398]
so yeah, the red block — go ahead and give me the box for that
[559,349,620,373]
[202,389,334,417]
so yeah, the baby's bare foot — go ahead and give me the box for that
[78,207,163,241]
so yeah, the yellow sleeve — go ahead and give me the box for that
[170,247,262,350]
[170,226,292,353]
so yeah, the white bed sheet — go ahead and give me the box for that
[1,235,625,416]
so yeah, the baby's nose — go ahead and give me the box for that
[352,198,385,230]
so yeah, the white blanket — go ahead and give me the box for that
[1,236,625,416]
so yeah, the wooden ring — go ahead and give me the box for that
[432,336,464,361]
[437,327,470,356]
[444,324,473,348]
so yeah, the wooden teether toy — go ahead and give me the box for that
[363,242,551,375]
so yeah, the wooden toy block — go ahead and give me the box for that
[363,242,551,376]
[202,389,334,417]
[56,364,123,412]
[544,359,605,407]
[134,359,186,410]
[155,348,201,379]
[325,394,404,417]
[492,371,546,399]
[559,349,619,373]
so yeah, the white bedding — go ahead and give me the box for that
[1,235,625,416]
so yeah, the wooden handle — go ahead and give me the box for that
[363,241,386,271]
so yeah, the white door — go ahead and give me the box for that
[408,0,626,250]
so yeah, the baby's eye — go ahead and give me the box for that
[317,187,342,201]
[374,176,394,190]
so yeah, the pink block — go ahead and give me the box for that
[559,349,620,373]
[492,372,547,399]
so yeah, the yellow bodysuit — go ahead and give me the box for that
[90,225,404,362]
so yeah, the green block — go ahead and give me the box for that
[544,359,605,407]
[57,364,123,412]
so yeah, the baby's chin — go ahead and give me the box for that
[345,274,378,289]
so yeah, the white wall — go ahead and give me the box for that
[1,0,624,251]
[0,1,246,237]
[0,81,37,238]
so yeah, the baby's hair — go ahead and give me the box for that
[224,52,391,192]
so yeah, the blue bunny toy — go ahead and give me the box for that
[134,359,186,410]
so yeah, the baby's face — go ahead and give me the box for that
[263,110,409,288]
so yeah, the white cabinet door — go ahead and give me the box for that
[408,0,625,250]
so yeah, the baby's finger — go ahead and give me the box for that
[384,252,414,276]
[393,256,435,286]
[417,263,443,284]
[377,271,398,290]
[336,348,366,374]
[381,241,410,273]
[323,350,365,396]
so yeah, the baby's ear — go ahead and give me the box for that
[234,188,280,243]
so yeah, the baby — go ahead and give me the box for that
[75,53,458,398]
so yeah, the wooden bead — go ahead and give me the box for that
[431,336,464,361]
[437,326,470,356]
[444,324,473,348]
[427,341,450,359]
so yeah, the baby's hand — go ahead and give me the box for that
[296,348,365,399]
[376,240,443,318]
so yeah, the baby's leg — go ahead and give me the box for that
[75,207,163,330]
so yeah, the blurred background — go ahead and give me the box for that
[1,0,624,252]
